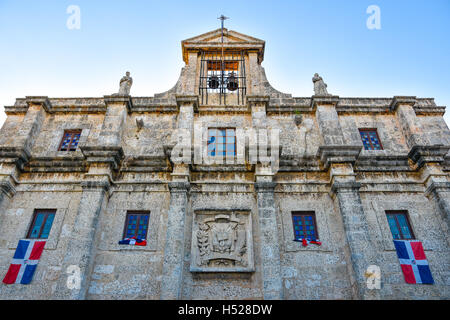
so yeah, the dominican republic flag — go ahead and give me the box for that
[393,240,434,284]
[293,238,322,247]
[118,237,147,246]
[2,239,46,285]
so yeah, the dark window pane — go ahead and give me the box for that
[386,211,414,240]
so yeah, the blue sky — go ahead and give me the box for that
[0,0,449,126]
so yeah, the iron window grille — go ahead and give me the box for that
[59,130,82,151]
[122,211,150,240]
[199,51,246,105]
[291,212,319,241]
[27,209,56,239]
[207,128,236,157]
[386,211,415,240]
[359,128,383,150]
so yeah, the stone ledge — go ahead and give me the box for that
[408,145,450,168]
[317,145,362,169]
[246,95,270,108]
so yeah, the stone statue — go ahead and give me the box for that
[117,71,133,95]
[312,73,330,95]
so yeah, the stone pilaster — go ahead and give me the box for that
[100,95,131,146]
[420,161,450,231]
[53,177,110,299]
[330,164,379,300]
[313,95,344,145]
[390,96,426,147]
[254,180,283,299]
[160,181,190,300]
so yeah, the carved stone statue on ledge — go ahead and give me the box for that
[312,73,330,96]
[116,71,133,96]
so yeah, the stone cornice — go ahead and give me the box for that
[168,181,190,192]
[25,96,52,113]
[254,181,277,193]
[317,145,362,169]
[310,95,340,109]
[104,95,133,113]
[425,181,450,197]
[246,95,270,108]
[176,95,199,113]
[0,146,31,169]
[408,145,450,168]
[331,181,362,194]
[389,96,417,111]
[80,146,124,171]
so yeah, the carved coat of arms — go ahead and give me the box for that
[192,211,253,272]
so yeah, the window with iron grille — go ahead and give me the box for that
[359,128,383,150]
[291,212,319,241]
[199,51,246,105]
[207,128,236,157]
[122,211,150,240]
[386,211,415,240]
[27,209,56,239]
[59,130,82,151]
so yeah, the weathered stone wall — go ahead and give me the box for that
[0,28,449,300]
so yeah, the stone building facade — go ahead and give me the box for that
[0,28,449,300]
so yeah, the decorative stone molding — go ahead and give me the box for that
[425,181,450,197]
[0,179,16,198]
[80,180,111,192]
[317,145,362,169]
[25,96,53,113]
[408,145,450,168]
[246,95,270,107]
[389,96,417,111]
[103,95,133,113]
[254,181,277,193]
[175,95,199,113]
[330,181,362,194]
[190,210,254,273]
[168,181,190,192]
[0,146,31,169]
[80,145,124,171]
[310,95,339,109]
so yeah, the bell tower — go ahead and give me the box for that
[181,23,265,105]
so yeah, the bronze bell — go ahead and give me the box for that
[227,72,238,91]
[208,76,220,89]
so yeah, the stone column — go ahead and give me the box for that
[160,181,190,300]
[330,164,379,300]
[53,176,110,299]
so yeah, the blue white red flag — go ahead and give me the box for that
[2,239,46,285]
[118,237,147,246]
[293,238,322,247]
[393,240,434,284]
